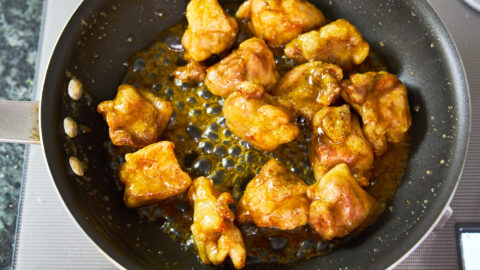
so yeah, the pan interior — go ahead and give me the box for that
[40,0,469,269]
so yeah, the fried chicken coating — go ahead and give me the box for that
[189,177,246,269]
[285,19,370,70]
[119,141,192,208]
[341,72,412,156]
[310,105,374,187]
[307,163,379,240]
[223,82,299,151]
[205,37,279,98]
[272,61,343,120]
[97,84,173,149]
[236,0,325,47]
[173,62,207,83]
[237,159,309,230]
[182,0,239,62]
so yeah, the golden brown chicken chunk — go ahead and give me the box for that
[97,84,173,149]
[307,163,379,240]
[237,159,309,230]
[236,0,325,47]
[272,61,343,120]
[205,37,279,98]
[223,82,299,151]
[341,72,412,156]
[182,0,239,62]
[173,62,207,83]
[189,177,246,269]
[310,105,374,187]
[285,19,370,70]
[119,141,192,208]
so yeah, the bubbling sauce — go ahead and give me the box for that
[108,10,409,267]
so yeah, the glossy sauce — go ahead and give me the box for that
[109,8,409,266]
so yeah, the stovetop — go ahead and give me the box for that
[13,0,480,269]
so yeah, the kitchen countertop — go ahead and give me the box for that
[0,0,43,269]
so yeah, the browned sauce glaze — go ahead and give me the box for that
[105,4,409,266]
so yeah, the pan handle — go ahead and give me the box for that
[0,101,40,145]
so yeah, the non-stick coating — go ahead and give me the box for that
[40,0,470,269]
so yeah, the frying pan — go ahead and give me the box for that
[0,0,470,269]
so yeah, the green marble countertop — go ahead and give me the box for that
[0,0,43,269]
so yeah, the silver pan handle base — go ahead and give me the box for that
[0,101,40,145]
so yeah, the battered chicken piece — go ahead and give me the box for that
[272,61,343,120]
[182,0,239,61]
[236,0,325,47]
[223,82,299,151]
[307,163,379,240]
[205,37,279,98]
[237,159,309,230]
[119,141,192,208]
[285,19,370,70]
[189,177,246,269]
[310,105,374,187]
[97,84,173,149]
[173,62,207,83]
[341,72,412,156]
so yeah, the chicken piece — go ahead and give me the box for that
[310,105,374,187]
[223,82,299,151]
[119,141,192,208]
[236,0,325,47]
[205,37,279,98]
[173,62,207,83]
[189,177,246,269]
[307,163,379,240]
[182,0,239,62]
[272,61,343,120]
[97,84,173,149]
[341,72,412,156]
[237,159,309,230]
[285,19,370,70]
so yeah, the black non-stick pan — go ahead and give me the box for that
[0,0,470,269]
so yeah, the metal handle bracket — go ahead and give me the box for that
[0,101,40,145]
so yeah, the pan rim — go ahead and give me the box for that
[385,1,472,268]
[39,0,471,269]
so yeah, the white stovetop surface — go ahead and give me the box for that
[13,0,480,269]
